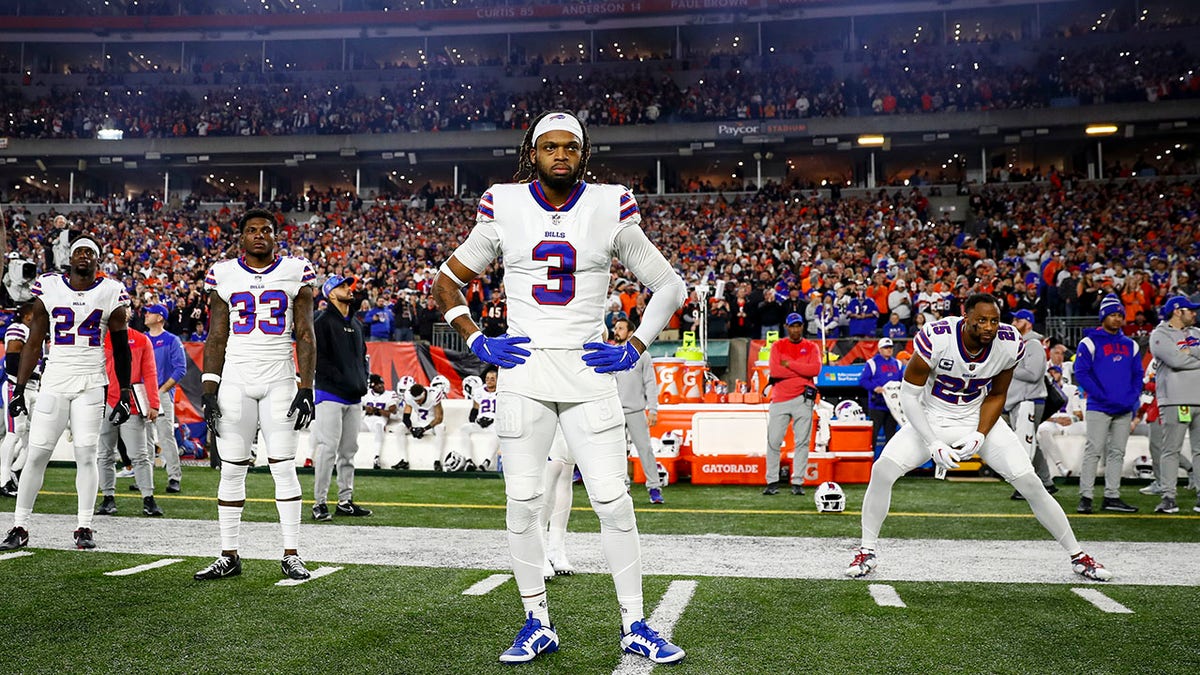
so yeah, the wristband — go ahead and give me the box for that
[444,305,470,324]
[466,331,483,348]
[202,373,222,384]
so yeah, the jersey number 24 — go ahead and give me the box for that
[51,307,103,346]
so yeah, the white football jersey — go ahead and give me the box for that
[404,387,444,427]
[32,273,130,391]
[363,389,398,414]
[204,256,317,376]
[474,388,498,423]
[458,181,640,348]
[4,321,29,346]
[912,316,1023,421]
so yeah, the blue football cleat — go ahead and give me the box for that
[499,613,559,664]
[620,620,685,664]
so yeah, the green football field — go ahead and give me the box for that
[2,466,1199,674]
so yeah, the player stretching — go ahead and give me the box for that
[194,209,318,581]
[1,236,133,551]
[433,110,688,664]
[846,293,1112,581]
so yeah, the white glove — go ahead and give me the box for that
[930,441,962,471]
[950,431,985,458]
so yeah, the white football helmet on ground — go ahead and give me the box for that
[655,461,671,487]
[833,400,865,421]
[442,450,469,472]
[814,481,846,512]
[429,374,451,398]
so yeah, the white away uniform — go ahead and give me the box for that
[204,256,317,462]
[2,322,40,482]
[448,180,685,627]
[362,388,398,463]
[399,387,445,467]
[14,273,129,532]
[462,387,500,469]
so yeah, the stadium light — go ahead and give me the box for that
[1085,124,1118,136]
[857,135,885,146]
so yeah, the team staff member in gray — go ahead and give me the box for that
[145,304,187,493]
[1148,295,1200,514]
[311,275,372,521]
[1005,309,1056,500]
[612,317,664,505]
[764,312,821,496]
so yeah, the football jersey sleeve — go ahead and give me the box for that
[298,258,319,288]
[618,187,641,227]
[109,281,132,315]
[204,264,219,295]
[477,189,495,224]
[913,324,936,361]
[451,220,501,276]
[30,273,53,298]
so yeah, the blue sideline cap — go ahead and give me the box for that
[1011,309,1035,324]
[322,274,356,298]
[145,304,169,318]
[1098,294,1124,320]
[785,312,804,325]
[1161,295,1199,317]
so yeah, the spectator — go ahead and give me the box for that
[363,295,394,342]
[887,279,913,329]
[882,312,908,339]
[847,284,880,337]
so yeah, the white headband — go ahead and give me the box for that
[532,113,583,145]
[70,238,101,256]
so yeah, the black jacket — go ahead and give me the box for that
[314,306,369,402]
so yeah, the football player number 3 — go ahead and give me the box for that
[532,240,577,305]
[229,290,289,335]
[51,307,104,346]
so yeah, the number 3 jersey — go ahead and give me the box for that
[204,256,317,381]
[32,273,130,392]
[912,316,1024,422]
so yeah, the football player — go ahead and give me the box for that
[362,373,398,470]
[1,235,133,551]
[461,368,500,471]
[432,110,687,664]
[0,301,39,497]
[398,382,445,470]
[542,423,576,577]
[846,293,1113,582]
[193,209,318,581]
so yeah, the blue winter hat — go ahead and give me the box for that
[1098,294,1124,320]
[322,274,356,298]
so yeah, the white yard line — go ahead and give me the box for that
[104,558,183,577]
[2,513,1194,587]
[462,573,511,596]
[611,580,698,675]
[276,565,343,587]
[868,584,907,608]
[1071,588,1133,614]
[0,551,34,562]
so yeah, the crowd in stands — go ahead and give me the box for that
[2,41,1197,139]
[3,177,1197,353]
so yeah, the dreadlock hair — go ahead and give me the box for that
[513,110,591,184]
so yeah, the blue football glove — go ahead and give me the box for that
[582,341,641,374]
[469,332,531,368]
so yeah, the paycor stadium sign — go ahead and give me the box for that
[715,120,809,139]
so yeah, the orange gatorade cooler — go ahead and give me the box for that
[652,357,684,404]
[680,360,707,403]
[750,359,771,399]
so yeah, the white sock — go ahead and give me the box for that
[860,457,903,551]
[218,504,243,552]
[617,595,644,633]
[269,459,303,551]
[1011,472,1081,554]
[521,591,551,626]
[74,446,99,529]
[276,499,301,550]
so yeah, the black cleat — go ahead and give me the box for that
[372,457,381,470]
[1077,497,1093,514]
[143,496,164,517]
[96,495,118,515]
[1101,497,1138,513]
[73,527,96,549]
[0,526,28,550]
[791,484,805,496]
[128,483,140,492]
[194,555,242,580]
[312,503,331,521]
[166,479,181,493]
[335,501,372,517]
[391,459,409,471]
[281,554,311,580]
[1010,490,1026,501]
[762,483,780,496]
[0,480,17,498]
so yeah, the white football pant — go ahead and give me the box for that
[14,386,106,530]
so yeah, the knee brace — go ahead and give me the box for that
[218,462,250,502]
[591,493,637,533]
[269,459,302,500]
[506,493,544,535]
